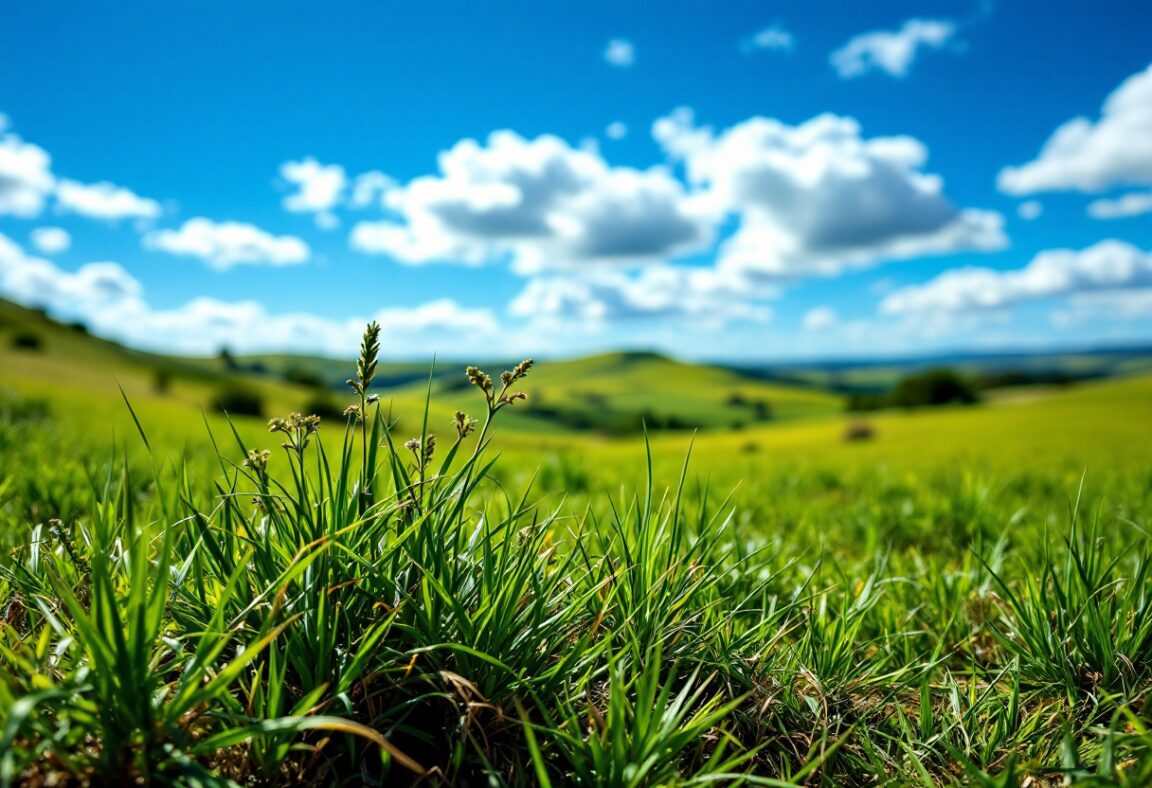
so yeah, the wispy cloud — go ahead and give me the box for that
[743,24,794,53]
[1087,191,1152,219]
[830,19,957,78]
[603,38,635,68]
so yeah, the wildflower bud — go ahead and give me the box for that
[366,394,380,404]
[344,404,363,422]
[511,358,534,382]
[466,366,493,395]
[452,410,477,438]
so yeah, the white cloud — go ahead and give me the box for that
[0,230,497,356]
[510,266,773,327]
[1087,191,1152,219]
[605,122,628,141]
[55,179,161,221]
[349,170,397,209]
[830,19,957,79]
[1052,288,1152,326]
[143,218,311,270]
[280,157,347,217]
[802,306,837,330]
[880,240,1152,314]
[349,130,714,272]
[29,226,72,255]
[998,63,1152,194]
[0,232,141,311]
[604,38,635,67]
[746,24,795,52]
[1017,200,1043,221]
[0,131,54,217]
[654,108,1006,280]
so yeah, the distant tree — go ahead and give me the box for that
[10,331,43,351]
[285,366,327,389]
[218,346,239,372]
[890,368,979,408]
[725,391,748,407]
[843,421,876,442]
[210,383,263,417]
[846,391,887,412]
[751,399,772,421]
[152,369,172,395]
[302,395,346,421]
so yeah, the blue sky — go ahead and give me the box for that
[1,0,1150,360]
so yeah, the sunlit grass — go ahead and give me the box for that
[1,318,1151,784]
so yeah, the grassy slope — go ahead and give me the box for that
[0,301,839,442]
[3,297,1150,488]
[6,303,1152,783]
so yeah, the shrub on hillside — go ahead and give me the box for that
[890,368,979,408]
[302,394,347,421]
[210,383,264,417]
[10,331,43,351]
[285,366,327,389]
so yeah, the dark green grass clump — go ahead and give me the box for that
[2,324,1152,786]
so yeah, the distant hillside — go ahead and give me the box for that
[736,346,1152,393]
[0,299,841,436]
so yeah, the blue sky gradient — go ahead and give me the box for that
[1,0,1150,360]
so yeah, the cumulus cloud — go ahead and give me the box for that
[830,19,957,79]
[744,24,795,53]
[349,170,398,209]
[349,130,714,272]
[1087,191,1152,219]
[880,240,1152,314]
[1017,201,1043,221]
[603,38,635,67]
[0,232,141,311]
[0,131,54,217]
[55,179,162,221]
[0,230,497,355]
[279,157,347,228]
[802,306,837,330]
[998,63,1152,194]
[143,218,311,270]
[510,266,773,327]
[654,108,1006,279]
[29,226,71,254]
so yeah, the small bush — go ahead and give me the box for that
[285,366,327,389]
[843,421,875,442]
[302,395,347,421]
[209,383,264,417]
[10,331,43,351]
[890,368,979,408]
[152,369,173,395]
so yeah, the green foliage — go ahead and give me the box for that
[891,367,980,408]
[210,382,264,417]
[9,331,42,352]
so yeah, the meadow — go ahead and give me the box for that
[2,301,1152,785]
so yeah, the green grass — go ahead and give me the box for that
[2,310,1152,784]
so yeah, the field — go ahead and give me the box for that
[2,301,1152,785]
